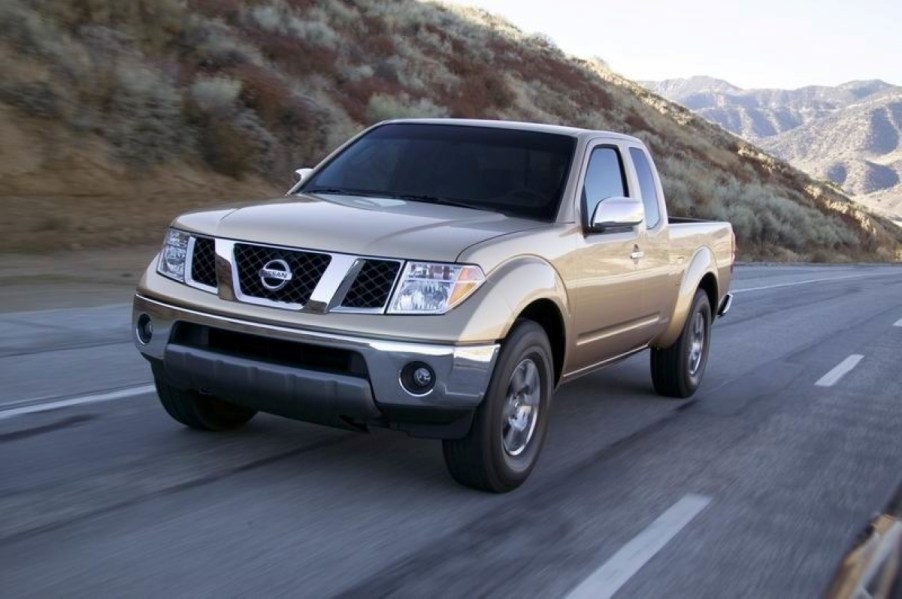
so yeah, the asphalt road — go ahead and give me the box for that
[1,264,901,597]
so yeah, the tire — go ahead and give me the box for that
[154,375,257,431]
[650,289,712,398]
[442,320,554,493]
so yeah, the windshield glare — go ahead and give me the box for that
[302,123,576,221]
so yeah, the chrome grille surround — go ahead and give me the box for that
[184,236,218,294]
[186,236,217,292]
[337,259,403,311]
[180,237,404,313]
[233,242,332,309]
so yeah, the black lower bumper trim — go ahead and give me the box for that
[160,344,381,430]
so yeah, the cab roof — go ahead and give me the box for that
[383,118,643,144]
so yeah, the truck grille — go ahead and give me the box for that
[340,260,401,309]
[190,237,217,288]
[234,243,331,306]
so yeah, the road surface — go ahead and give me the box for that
[1,264,901,597]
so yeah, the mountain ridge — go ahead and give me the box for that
[644,76,902,223]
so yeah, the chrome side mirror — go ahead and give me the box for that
[590,196,644,231]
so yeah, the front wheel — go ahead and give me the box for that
[650,289,712,398]
[442,321,554,493]
[154,376,257,431]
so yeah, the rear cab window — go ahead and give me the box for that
[628,147,662,229]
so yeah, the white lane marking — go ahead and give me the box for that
[0,385,155,420]
[815,355,864,387]
[566,494,711,599]
[733,273,896,294]
[0,302,131,319]
[894,319,902,327]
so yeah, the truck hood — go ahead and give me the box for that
[175,193,546,262]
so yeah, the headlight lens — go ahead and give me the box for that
[388,262,485,314]
[157,228,190,282]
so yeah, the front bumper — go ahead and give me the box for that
[133,294,499,437]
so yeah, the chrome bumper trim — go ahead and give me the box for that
[133,294,499,409]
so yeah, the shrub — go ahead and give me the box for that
[190,76,242,114]
[248,4,283,33]
[366,93,449,123]
[248,1,338,46]
[0,0,72,64]
[184,18,264,68]
[106,66,189,165]
[197,109,276,177]
[339,63,374,83]
[0,82,61,118]
[318,0,357,24]
[287,19,338,47]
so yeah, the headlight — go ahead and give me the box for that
[388,262,485,314]
[157,228,190,282]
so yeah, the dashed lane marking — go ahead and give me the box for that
[0,385,155,420]
[565,494,712,599]
[733,272,900,294]
[815,355,864,387]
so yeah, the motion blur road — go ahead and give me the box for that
[1,265,901,597]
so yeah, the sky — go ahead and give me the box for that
[442,0,901,89]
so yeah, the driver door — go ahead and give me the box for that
[567,143,655,373]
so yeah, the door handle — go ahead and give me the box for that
[630,246,644,261]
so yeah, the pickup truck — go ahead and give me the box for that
[133,119,734,492]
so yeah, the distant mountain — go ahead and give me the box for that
[645,77,902,222]
[645,76,742,99]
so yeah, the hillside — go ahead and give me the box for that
[1,0,900,261]
[645,77,902,224]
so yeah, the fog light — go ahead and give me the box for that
[400,362,435,395]
[136,314,153,344]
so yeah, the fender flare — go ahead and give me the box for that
[654,246,718,349]
[458,256,570,346]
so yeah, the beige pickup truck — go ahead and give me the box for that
[133,119,734,492]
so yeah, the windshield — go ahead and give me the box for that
[301,123,576,221]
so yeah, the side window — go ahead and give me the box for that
[582,147,627,226]
[629,147,661,229]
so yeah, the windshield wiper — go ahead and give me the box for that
[304,188,500,214]
[390,193,495,212]
[302,187,382,197]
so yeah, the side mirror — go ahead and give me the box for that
[294,168,313,183]
[590,196,644,231]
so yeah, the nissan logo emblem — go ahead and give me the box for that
[259,259,293,291]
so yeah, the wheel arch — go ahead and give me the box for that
[470,256,569,385]
[653,246,719,349]
[516,299,566,385]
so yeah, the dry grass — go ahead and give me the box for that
[0,0,899,260]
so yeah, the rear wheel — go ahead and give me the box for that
[650,289,712,398]
[442,321,553,493]
[154,376,257,431]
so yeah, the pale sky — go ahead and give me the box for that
[441,0,901,89]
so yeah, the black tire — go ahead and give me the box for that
[154,376,257,431]
[442,320,554,493]
[650,289,712,398]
